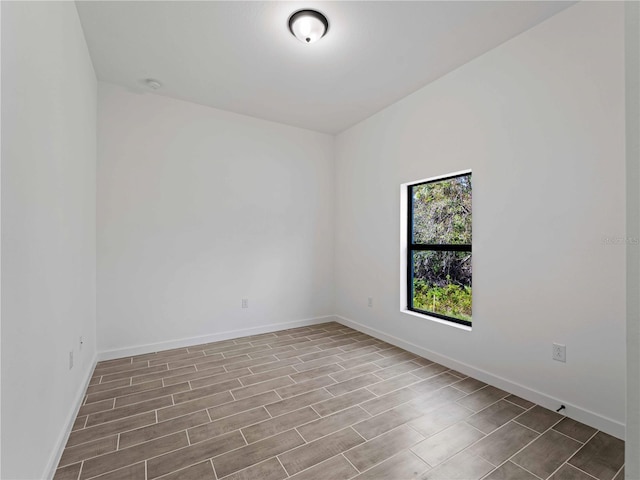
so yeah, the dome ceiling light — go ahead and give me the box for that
[288,9,328,44]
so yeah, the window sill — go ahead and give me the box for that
[400,309,472,331]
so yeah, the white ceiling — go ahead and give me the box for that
[76,1,574,134]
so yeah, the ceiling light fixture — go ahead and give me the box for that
[288,9,328,44]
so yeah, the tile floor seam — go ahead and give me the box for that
[209,458,217,479]
[550,423,590,444]
[612,464,625,480]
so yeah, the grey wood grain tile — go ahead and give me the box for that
[265,389,333,417]
[85,378,132,395]
[353,402,425,440]
[466,400,525,434]
[338,352,385,370]
[411,422,485,466]
[298,405,371,442]
[162,365,238,388]
[338,345,382,361]
[326,373,382,396]
[90,463,146,480]
[408,402,474,438]
[374,352,418,369]
[568,432,625,480]
[344,425,424,472]
[101,364,168,383]
[212,429,305,478]
[187,407,270,444]
[157,461,216,480]
[288,455,359,480]
[482,461,538,480]
[130,365,199,384]
[242,406,319,443]
[206,391,278,421]
[80,432,189,479]
[172,379,242,404]
[67,412,156,447]
[290,364,344,383]
[86,397,172,427]
[457,386,509,412]
[78,398,115,417]
[512,430,582,479]
[158,391,234,422]
[58,435,117,467]
[452,377,487,394]
[300,347,346,362]
[468,421,539,466]
[120,410,210,448]
[412,363,449,379]
[279,427,365,475]
[71,415,87,431]
[353,450,429,480]
[238,365,297,385]
[514,405,563,433]
[410,373,462,395]
[374,361,423,380]
[276,375,336,398]
[421,452,494,480]
[186,367,251,389]
[147,430,246,479]
[504,395,535,409]
[86,380,161,403]
[613,466,624,480]
[361,387,420,416]
[407,385,467,414]
[248,357,301,374]
[330,363,381,383]
[368,373,421,396]
[232,376,294,400]
[223,458,288,480]
[312,388,376,416]
[115,381,190,407]
[53,463,82,480]
[550,464,598,480]
[553,417,598,443]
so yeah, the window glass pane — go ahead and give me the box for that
[412,175,472,244]
[411,250,472,322]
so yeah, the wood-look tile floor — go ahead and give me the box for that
[54,322,625,480]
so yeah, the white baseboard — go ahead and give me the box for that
[97,315,338,361]
[44,354,98,480]
[335,315,625,440]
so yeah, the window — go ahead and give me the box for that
[406,172,472,327]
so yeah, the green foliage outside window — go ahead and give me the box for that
[410,174,472,324]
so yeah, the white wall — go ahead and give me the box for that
[97,83,334,355]
[334,2,625,436]
[1,2,97,479]
[626,1,640,476]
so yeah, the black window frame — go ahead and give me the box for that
[406,172,472,327]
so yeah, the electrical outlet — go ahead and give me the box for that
[79,336,84,351]
[367,297,373,308]
[241,298,249,309]
[69,351,74,370]
[552,343,566,362]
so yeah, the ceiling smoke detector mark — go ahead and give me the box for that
[143,78,163,90]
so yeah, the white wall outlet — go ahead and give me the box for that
[367,297,373,308]
[69,351,74,370]
[79,336,84,351]
[552,343,566,362]
[241,298,249,308]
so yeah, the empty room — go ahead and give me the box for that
[2,1,639,479]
